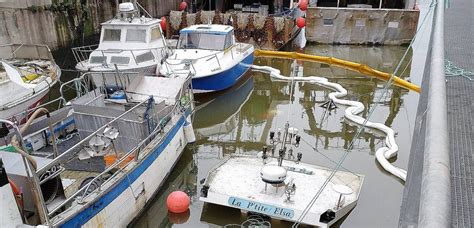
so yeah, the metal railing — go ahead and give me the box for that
[0,44,55,61]
[72,45,169,68]
[417,0,451,226]
[162,43,250,77]
[29,72,193,221]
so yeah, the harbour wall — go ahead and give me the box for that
[166,11,295,51]
[0,0,181,49]
[306,7,419,45]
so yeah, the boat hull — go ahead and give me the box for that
[56,116,188,227]
[0,88,48,120]
[191,53,254,93]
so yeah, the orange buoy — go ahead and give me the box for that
[296,17,306,28]
[179,1,187,11]
[299,0,308,11]
[160,16,167,31]
[166,191,190,213]
[168,210,190,224]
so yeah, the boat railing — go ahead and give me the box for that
[163,43,252,76]
[72,45,169,68]
[71,44,99,67]
[0,44,55,61]
[35,73,192,220]
[45,96,189,220]
[6,97,67,124]
[163,51,226,76]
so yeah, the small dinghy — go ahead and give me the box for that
[160,24,254,93]
[0,44,60,121]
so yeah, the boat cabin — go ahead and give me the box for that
[177,24,235,51]
[73,2,167,69]
[87,19,165,66]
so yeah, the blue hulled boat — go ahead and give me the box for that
[160,24,254,93]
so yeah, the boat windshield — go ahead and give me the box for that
[177,32,232,51]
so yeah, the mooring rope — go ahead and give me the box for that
[445,59,474,81]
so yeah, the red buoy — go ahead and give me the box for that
[179,1,187,11]
[166,191,190,213]
[160,16,167,31]
[299,0,308,11]
[296,17,306,28]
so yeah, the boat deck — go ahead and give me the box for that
[201,155,364,226]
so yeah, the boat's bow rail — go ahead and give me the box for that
[72,45,171,70]
[0,44,55,62]
[161,43,253,78]
[0,44,61,120]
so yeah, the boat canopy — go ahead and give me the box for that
[177,25,235,51]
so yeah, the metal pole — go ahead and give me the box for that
[418,0,451,226]
[0,120,50,224]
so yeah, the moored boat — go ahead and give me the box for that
[160,24,254,93]
[200,130,364,227]
[72,1,171,87]
[0,44,61,121]
[0,71,195,227]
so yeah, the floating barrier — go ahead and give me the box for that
[254,49,421,93]
[250,64,407,181]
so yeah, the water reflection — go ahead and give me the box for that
[133,45,416,227]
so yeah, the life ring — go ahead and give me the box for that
[8,178,24,209]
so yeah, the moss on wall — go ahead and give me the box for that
[2,0,180,49]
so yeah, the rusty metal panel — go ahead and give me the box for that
[306,7,419,45]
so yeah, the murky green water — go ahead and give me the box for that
[126,44,419,228]
[47,43,418,227]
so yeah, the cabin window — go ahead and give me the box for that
[103,29,121,41]
[110,56,130,65]
[89,56,106,64]
[126,29,147,42]
[150,27,162,41]
[136,51,154,63]
[224,31,234,49]
[178,32,226,50]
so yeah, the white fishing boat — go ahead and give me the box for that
[200,127,364,227]
[72,0,171,87]
[0,71,196,227]
[160,24,254,93]
[0,44,61,121]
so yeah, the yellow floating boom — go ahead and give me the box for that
[254,49,421,93]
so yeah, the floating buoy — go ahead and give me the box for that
[296,17,306,28]
[168,210,190,224]
[298,0,308,11]
[179,1,187,11]
[160,16,167,31]
[166,191,190,213]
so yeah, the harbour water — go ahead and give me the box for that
[121,44,419,227]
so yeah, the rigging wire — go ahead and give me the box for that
[290,3,438,226]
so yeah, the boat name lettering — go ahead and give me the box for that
[227,197,294,218]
